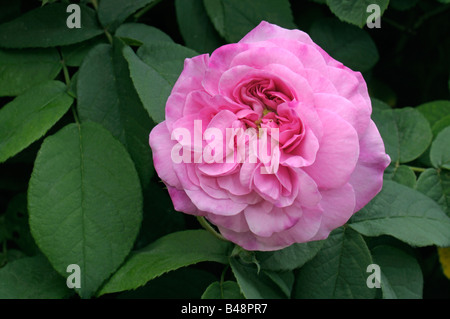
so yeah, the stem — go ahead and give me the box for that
[105,30,113,44]
[413,4,450,30]
[409,166,426,173]
[134,0,162,20]
[196,216,227,242]
[62,63,71,86]
[90,0,98,11]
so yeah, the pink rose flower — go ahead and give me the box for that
[149,21,391,251]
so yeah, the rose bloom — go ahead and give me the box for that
[149,21,390,251]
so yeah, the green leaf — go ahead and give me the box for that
[349,181,450,247]
[293,227,375,299]
[98,230,232,296]
[0,48,62,96]
[77,41,154,187]
[202,281,244,299]
[229,258,291,299]
[98,0,157,31]
[371,107,432,164]
[0,3,103,48]
[28,122,143,298]
[115,23,174,46]
[0,81,73,163]
[383,165,416,188]
[326,0,389,28]
[416,168,450,217]
[371,98,391,111]
[119,268,217,299]
[255,240,325,271]
[371,245,423,299]
[0,255,71,299]
[123,42,197,123]
[430,127,450,170]
[175,0,223,53]
[432,115,450,137]
[417,100,450,128]
[310,18,379,72]
[203,0,296,43]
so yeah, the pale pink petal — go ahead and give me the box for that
[185,189,247,216]
[349,120,391,211]
[311,183,356,240]
[149,122,181,188]
[239,21,313,46]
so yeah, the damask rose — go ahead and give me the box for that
[149,21,390,251]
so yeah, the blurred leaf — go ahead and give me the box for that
[430,127,450,170]
[0,255,71,299]
[77,41,154,186]
[372,107,432,164]
[390,0,420,10]
[0,3,103,48]
[175,0,223,53]
[203,0,296,43]
[349,181,450,247]
[310,18,379,72]
[383,165,416,188]
[98,230,232,296]
[28,122,143,298]
[98,0,158,31]
[255,240,325,271]
[0,0,21,24]
[4,193,40,256]
[416,168,450,217]
[0,81,73,163]
[120,268,217,299]
[123,42,197,123]
[115,23,173,46]
[230,258,292,299]
[326,0,389,28]
[417,100,450,128]
[293,227,375,299]
[0,48,62,96]
[438,247,450,279]
[202,281,244,299]
[133,181,186,250]
[371,245,423,299]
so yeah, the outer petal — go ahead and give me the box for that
[167,186,201,215]
[349,120,391,211]
[166,54,210,130]
[149,122,181,188]
[239,21,313,46]
[303,109,360,189]
[311,183,356,241]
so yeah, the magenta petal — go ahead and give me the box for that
[185,188,247,216]
[303,109,359,189]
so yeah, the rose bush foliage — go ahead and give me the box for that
[0,0,449,300]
